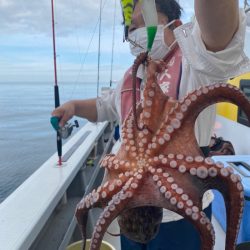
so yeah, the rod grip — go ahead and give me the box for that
[54,85,60,108]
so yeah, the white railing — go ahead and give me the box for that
[0,121,109,250]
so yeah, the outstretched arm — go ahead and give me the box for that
[195,0,239,52]
[51,87,119,127]
[52,98,98,127]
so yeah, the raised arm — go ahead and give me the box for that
[195,0,239,52]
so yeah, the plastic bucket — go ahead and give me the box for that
[236,242,250,250]
[66,239,115,250]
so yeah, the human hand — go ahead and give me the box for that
[51,101,75,128]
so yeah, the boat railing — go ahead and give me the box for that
[0,121,115,250]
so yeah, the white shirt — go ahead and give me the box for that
[96,9,250,222]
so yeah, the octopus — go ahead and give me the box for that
[75,53,250,250]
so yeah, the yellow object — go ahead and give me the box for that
[66,240,115,250]
[120,0,134,27]
[216,72,250,121]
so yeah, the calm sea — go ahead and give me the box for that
[0,81,109,203]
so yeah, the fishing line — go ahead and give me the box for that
[67,0,109,101]
[97,0,103,97]
[51,0,108,102]
[52,0,115,103]
[110,0,117,87]
[52,0,65,100]
[69,0,82,62]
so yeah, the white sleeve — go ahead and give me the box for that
[96,79,123,123]
[174,9,250,80]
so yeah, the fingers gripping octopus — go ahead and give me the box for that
[75,53,249,250]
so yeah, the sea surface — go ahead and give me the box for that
[0,81,109,203]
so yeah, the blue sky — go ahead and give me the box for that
[0,0,248,84]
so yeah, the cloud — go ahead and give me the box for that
[0,0,122,37]
[0,0,133,82]
[7,0,243,83]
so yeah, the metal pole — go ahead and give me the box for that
[110,0,117,87]
[97,0,103,96]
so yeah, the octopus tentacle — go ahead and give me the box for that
[121,112,136,140]
[136,127,151,157]
[149,154,211,179]
[120,109,155,160]
[75,175,131,247]
[169,157,244,250]
[120,110,147,159]
[139,60,169,133]
[150,167,201,211]
[148,103,193,156]
[152,83,250,155]
[202,166,244,250]
[132,52,148,131]
[90,176,141,249]
[182,158,244,250]
[149,155,244,250]
[101,154,136,173]
[75,208,88,250]
[192,211,215,250]
[174,84,250,141]
[153,155,214,178]
[151,170,215,250]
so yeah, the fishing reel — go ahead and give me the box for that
[51,117,79,139]
[58,120,79,139]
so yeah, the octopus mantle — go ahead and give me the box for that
[76,58,250,250]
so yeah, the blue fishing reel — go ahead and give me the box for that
[50,117,79,139]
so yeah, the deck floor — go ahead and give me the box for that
[103,216,226,250]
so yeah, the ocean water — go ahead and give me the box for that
[0,81,108,203]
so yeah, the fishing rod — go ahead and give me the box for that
[50,0,62,166]
[50,0,79,166]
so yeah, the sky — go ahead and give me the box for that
[0,0,249,84]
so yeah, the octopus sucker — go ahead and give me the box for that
[75,56,250,250]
